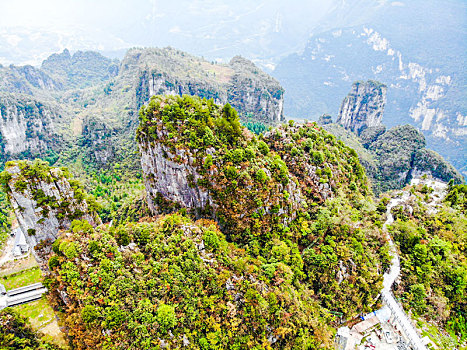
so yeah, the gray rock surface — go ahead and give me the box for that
[0,94,60,158]
[140,140,213,213]
[5,165,99,263]
[131,48,284,124]
[337,80,386,135]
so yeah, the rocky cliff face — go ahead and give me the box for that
[130,48,284,124]
[137,95,372,244]
[330,81,464,193]
[337,80,386,135]
[323,122,464,194]
[1,161,100,264]
[0,94,62,161]
[137,70,225,109]
[137,95,305,240]
[139,140,213,213]
[273,20,467,178]
[81,117,117,165]
[10,65,61,91]
[227,56,284,123]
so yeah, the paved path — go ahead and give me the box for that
[382,191,427,350]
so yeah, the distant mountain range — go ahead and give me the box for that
[0,47,284,171]
[273,0,467,178]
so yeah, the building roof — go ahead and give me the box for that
[12,228,28,256]
[13,245,22,256]
[337,326,351,337]
[0,283,6,295]
[375,305,391,323]
[352,316,380,334]
[14,228,27,247]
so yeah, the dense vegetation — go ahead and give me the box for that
[40,48,119,89]
[0,95,392,349]
[388,183,467,342]
[47,215,334,349]
[0,308,62,349]
[81,94,393,346]
[0,48,463,348]
[323,123,463,194]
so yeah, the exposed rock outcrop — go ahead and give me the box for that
[139,141,213,213]
[130,48,284,124]
[0,94,62,161]
[1,161,100,264]
[137,95,304,240]
[10,65,61,91]
[337,80,386,135]
[323,121,464,194]
[81,117,117,165]
[137,96,372,244]
[227,56,284,123]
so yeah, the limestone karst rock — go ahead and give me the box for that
[0,94,63,162]
[337,80,386,135]
[1,160,100,265]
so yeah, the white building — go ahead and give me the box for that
[12,228,28,257]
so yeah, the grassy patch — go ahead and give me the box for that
[1,266,42,290]
[15,296,69,349]
[15,297,55,329]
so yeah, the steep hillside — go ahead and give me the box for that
[323,123,463,194]
[386,181,467,345]
[0,47,284,177]
[0,64,60,95]
[321,81,463,193]
[122,47,284,124]
[41,49,119,89]
[336,80,386,135]
[0,159,100,264]
[78,47,285,172]
[0,93,67,164]
[47,215,335,349]
[0,97,392,349]
[137,95,389,316]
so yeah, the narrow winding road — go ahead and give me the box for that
[382,191,427,350]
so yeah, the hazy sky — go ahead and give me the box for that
[0,0,340,65]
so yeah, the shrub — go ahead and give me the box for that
[48,256,60,269]
[203,155,213,169]
[156,304,177,332]
[255,169,269,183]
[257,141,269,155]
[82,305,100,325]
[203,230,220,251]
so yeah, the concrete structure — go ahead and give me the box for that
[352,316,380,334]
[12,227,28,257]
[335,326,364,350]
[0,282,47,310]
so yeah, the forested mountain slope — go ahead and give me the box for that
[1,97,392,349]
